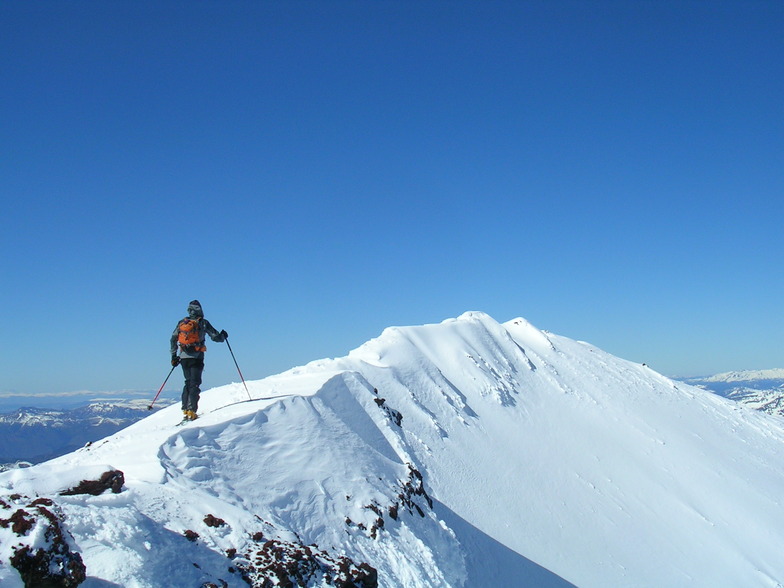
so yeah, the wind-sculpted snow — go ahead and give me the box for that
[2,311,784,587]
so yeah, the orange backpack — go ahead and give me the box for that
[178,318,206,352]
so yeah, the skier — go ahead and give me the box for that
[170,300,228,421]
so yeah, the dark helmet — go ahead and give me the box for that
[187,300,204,319]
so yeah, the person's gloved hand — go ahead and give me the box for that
[171,356,180,367]
[220,330,228,340]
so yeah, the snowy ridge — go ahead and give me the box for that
[2,312,784,587]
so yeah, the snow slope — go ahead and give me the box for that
[2,312,784,587]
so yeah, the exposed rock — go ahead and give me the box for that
[357,463,432,539]
[372,391,403,427]
[203,514,227,528]
[1,495,86,587]
[184,529,200,542]
[234,536,377,587]
[60,469,124,496]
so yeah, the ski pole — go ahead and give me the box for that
[225,338,252,401]
[148,364,177,410]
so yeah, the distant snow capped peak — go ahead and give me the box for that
[698,368,784,383]
[0,400,174,465]
[680,369,784,419]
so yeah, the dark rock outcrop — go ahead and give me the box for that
[234,535,377,588]
[60,469,124,496]
[1,495,86,587]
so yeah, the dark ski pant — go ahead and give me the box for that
[180,357,204,412]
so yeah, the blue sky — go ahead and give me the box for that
[2,1,782,403]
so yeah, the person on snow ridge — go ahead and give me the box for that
[170,300,227,420]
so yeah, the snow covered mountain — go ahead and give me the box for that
[2,312,784,587]
[0,399,175,466]
[681,369,784,418]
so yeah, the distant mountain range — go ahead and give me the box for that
[0,399,174,467]
[3,368,781,472]
[679,369,784,418]
[2,369,781,470]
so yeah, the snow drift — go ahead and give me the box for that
[2,312,784,587]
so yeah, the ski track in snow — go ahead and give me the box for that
[2,311,784,587]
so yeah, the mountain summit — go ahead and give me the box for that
[2,312,783,587]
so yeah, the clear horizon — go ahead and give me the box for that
[2,1,782,401]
